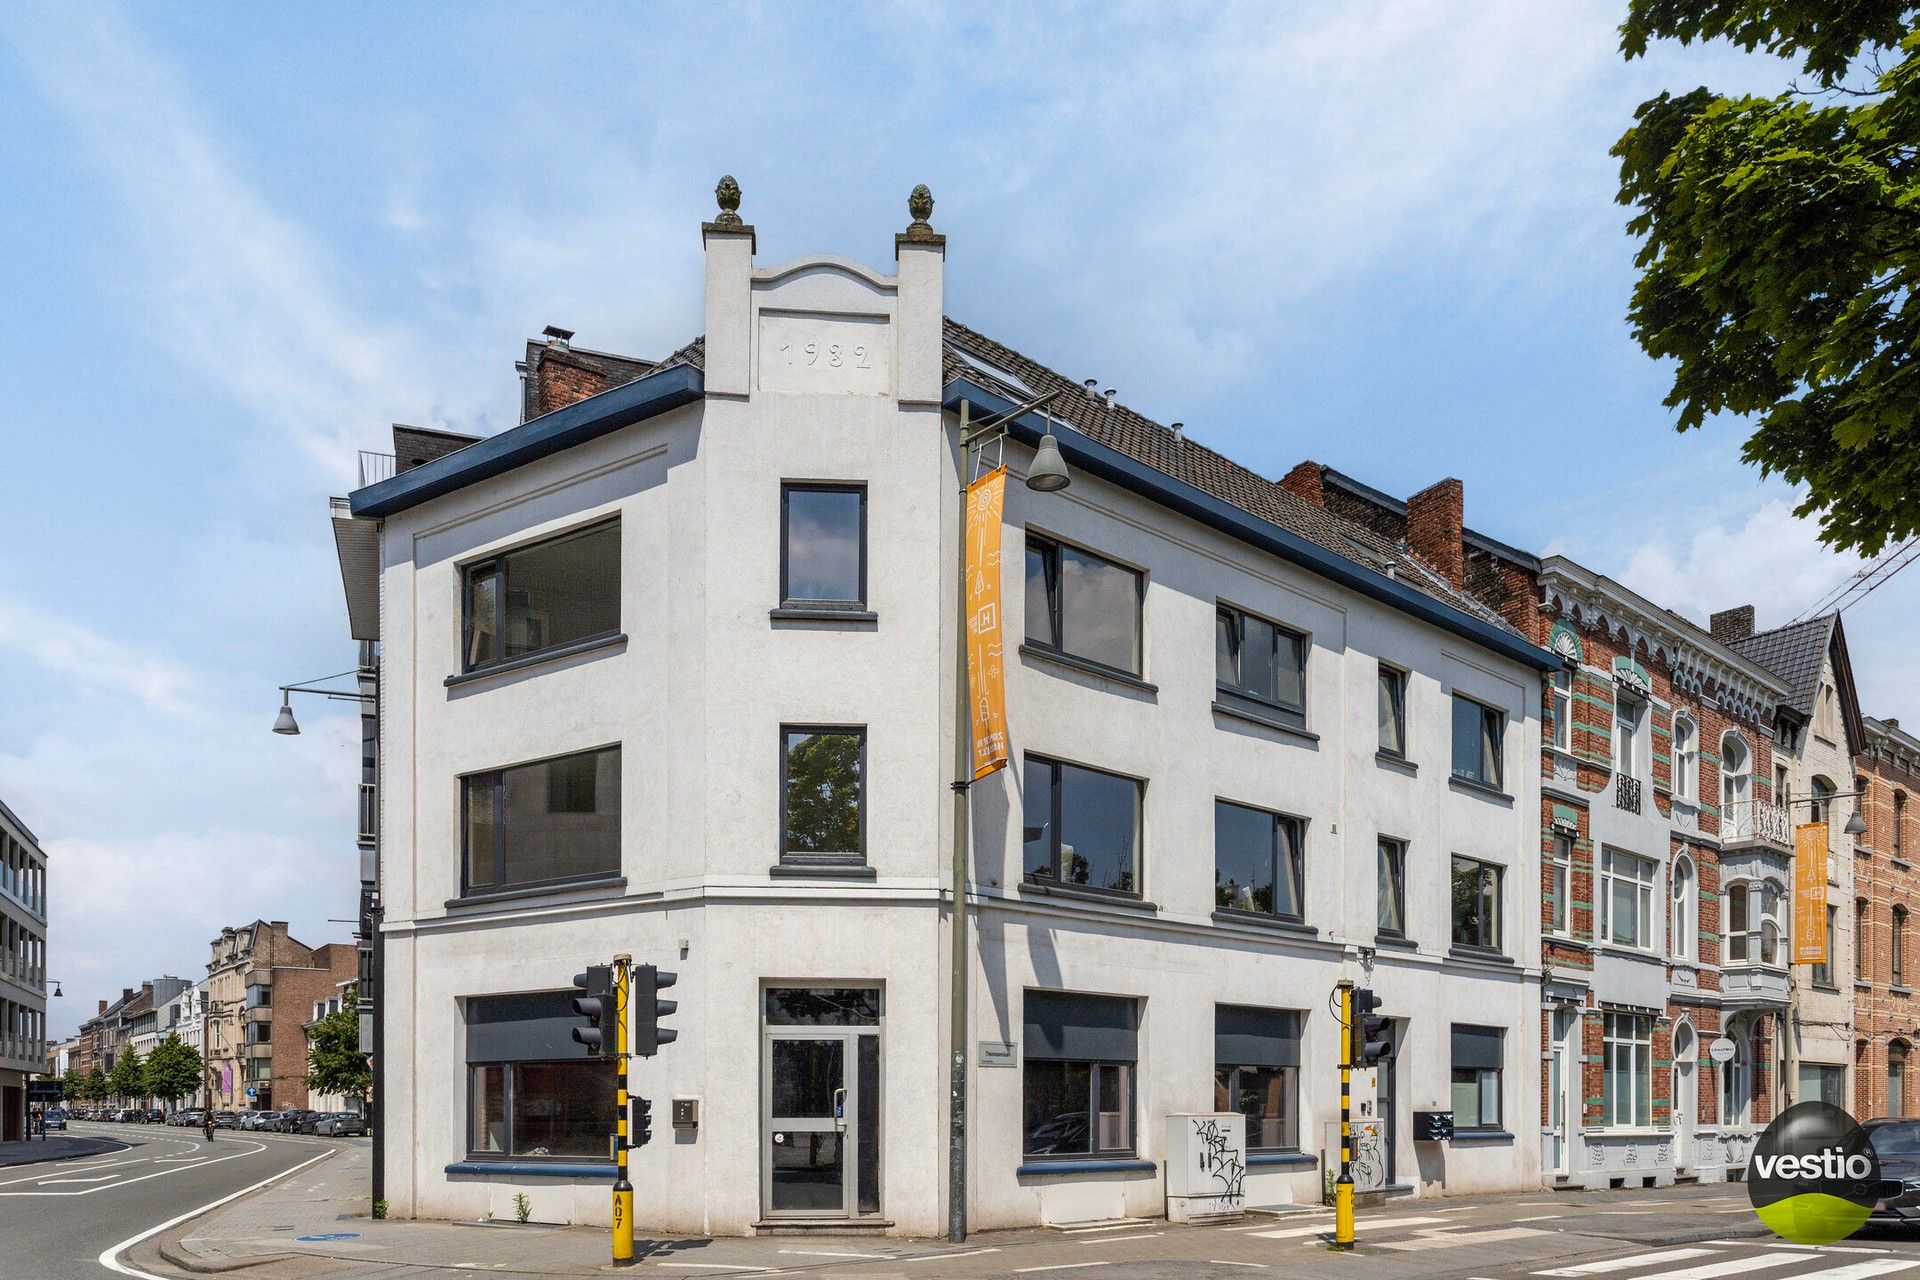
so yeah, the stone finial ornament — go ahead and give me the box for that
[900,183,943,245]
[714,175,744,228]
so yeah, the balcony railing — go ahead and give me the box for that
[358,450,397,488]
[1617,774,1643,815]
[358,782,378,843]
[0,1034,47,1067]
[1723,797,1791,847]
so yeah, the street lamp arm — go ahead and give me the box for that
[959,389,1062,447]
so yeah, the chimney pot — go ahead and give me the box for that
[1170,421,1184,443]
[1084,379,1098,400]
[1405,477,1466,589]
[1710,605,1757,644]
[541,325,574,349]
[1104,388,1117,407]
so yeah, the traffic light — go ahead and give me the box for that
[571,965,614,1058]
[634,965,678,1057]
[633,1096,653,1148]
[1353,987,1392,1066]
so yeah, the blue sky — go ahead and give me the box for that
[3,3,1911,1035]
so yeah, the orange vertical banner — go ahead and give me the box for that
[966,467,1010,780]
[1793,820,1829,965]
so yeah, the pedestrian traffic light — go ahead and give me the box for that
[571,965,614,1058]
[1353,987,1392,1066]
[634,965,678,1057]
[633,1096,653,1148]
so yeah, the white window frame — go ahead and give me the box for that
[1613,692,1644,778]
[1601,848,1656,950]
[1672,713,1698,802]
[1550,668,1573,753]
[1546,835,1572,938]
[1670,854,1696,961]
[1603,1011,1653,1129]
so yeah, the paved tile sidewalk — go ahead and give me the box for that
[0,1131,124,1166]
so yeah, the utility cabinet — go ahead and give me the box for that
[1164,1113,1246,1223]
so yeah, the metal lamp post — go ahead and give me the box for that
[948,392,1069,1244]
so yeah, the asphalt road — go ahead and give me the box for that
[1,1120,337,1280]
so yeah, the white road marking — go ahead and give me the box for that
[655,1265,778,1274]
[1759,1245,1891,1256]
[0,1138,269,1197]
[1058,1221,1150,1233]
[1514,1214,1565,1222]
[0,1155,152,1186]
[36,1173,121,1184]
[905,1248,1000,1261]
[779,1249,886,1259]
[1015,1265,1110,1275]
[1207,1263,1269,1270]
[1791,1263,1920,1280]
[98,1146,336,1280]
[1609,1254,1819,1280]
[1079,1233,1159,1243]
[1382,1227,1552,1250]
[1536,1249,1719,1276]
[1247,1213,1449,1239]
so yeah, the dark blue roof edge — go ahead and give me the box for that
[946,379,1559,675]
[349,363,704,519]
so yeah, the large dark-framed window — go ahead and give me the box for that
[1450,1024,1504,1132]
[1216,604,1308,729]
[1022,755,1143,897]
[461,746,621,896]
[780,483,867,609]
[1450,694,1505,790]
[1377,663,1408,758]
[1022,990,1138,1159]
[780,725,866,866]
[465,990,617,1162]
[1214,800,1304,921]
[1214,1004,1302,1152]
[1451,855,1503,952]
[1024,533,1143,676]
[461,519,620,673]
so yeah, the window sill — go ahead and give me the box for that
[1893,985,1914,997]
[1449,1129,1515,1145]
[1543,933,1592,951]
[446,1160,613,1180]
[1894,857,1914,873]
[1448,945,1513,966]
[1019,879,1156,912]
[1018,643,1157,694]
[770,605,879,624]
[1247,1151,1316,1168]
[1810,982,1840,993]
[1211,700,1319,742]
[1857,980,1875,992]
[445,632,627,688]
[1015,1158,1155,1178]
[769,862,876,881]
[1375,751,1417,775]
[1212,908,1318,938]
[1373,933,1419,952]
[1448,774,1513,804]
[445,875,627,911]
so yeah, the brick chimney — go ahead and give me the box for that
[533,348,612,416]
[1711,605,1756,644]
[1279,461,1324,507]
[97,999,107,1016]
[1405,478,1465,588]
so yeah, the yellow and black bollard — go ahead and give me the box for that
[1332,980,1355,1250]
[612,955,634,1265]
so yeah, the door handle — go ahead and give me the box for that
[833,1087,846,1131]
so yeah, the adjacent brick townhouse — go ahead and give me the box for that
[1856,715,1920,1117]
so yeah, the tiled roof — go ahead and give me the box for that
[1731,615,1834,717]
[657,323,1516,633]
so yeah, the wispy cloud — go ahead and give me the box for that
[0,588,195,715]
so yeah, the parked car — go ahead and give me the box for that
[145,1109,165,1124]
[1868,1119,1920,1223]
[291,1110,326,1135]
[116,1108,141,1123]
[240,1111,280,1131]
[313,1113,366,1137]
[212,1110,240,1129]
[42,1109,66,1131]
[275,1109,318,1134]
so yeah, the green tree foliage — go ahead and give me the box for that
[81,1066,107,1102]
[143,1034,203,1106]
[783,731,861,854]
[306,993,371,1105]
[109,1046,146,1104]
[61,1068,84,1101]
[1616,2,1920,554]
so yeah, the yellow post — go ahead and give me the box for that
[1333,980,1355,1250]
[612,955,634,1265]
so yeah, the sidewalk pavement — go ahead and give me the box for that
[0,1131,124,1166]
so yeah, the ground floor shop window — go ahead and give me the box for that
[1022,990,1137,1159]
[1604,1012,1652,1128]
[1450,1024,1503,1131]
[465,991,615,1161]
[1215,1004,1302,1151]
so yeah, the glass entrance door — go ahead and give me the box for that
[761,986,882,1220]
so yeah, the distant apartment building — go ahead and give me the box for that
[332,188,1558,1233]
[1276,467,1795,1187]
[1713,611,1865,1116]
[1855,715,1920,1117]
[203,921,357,1112]
[0,798,48,1141]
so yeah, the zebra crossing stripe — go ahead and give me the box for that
[1536,1250,1719,1276]
[1610,1253,1820,1280]
[1780,1261,1920,1280]
[1246,1214,1449,1240]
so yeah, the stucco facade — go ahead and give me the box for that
[342,193,1555,1234]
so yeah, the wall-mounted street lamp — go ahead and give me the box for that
[272,670,375,734]
[1784,789,1869,837]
